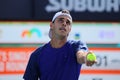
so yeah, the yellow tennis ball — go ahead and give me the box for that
[87,53,96,61]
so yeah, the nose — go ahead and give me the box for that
[62,21,67,26]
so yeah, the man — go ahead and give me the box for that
[23,10,96,80]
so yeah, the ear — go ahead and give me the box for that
[50,22,53,29]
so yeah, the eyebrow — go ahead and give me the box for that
[57,17,71,23]
[58,18,64,20]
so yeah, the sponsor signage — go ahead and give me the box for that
[0,22,50,43]
[35,0,120,21]
[0,22,120,43]
[68,23,120,43]
[81,48,120,71]
[0,47,36,74]
[0,47,120,74]
[0,47,120,80]
[80,48,120,80]
[79,74,120,80]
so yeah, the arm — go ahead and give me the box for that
[23,48,41,80]
[74,41,96,66]
[76,50,87,64]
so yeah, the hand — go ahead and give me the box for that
[85,51,97,66]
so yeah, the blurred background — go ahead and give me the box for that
[0,0,120,80]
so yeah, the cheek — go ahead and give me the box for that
[54,27,59,33]
[68,27,71,32]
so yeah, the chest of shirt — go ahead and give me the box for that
[38,48,76,74]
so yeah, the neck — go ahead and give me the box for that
[50,38,67,48]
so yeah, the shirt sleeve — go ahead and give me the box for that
[23,48,41,80]
[73,40,88,53]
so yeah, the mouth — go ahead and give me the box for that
[59,28,66,31]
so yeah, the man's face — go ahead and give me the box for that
[51,15,72,39]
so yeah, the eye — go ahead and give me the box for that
[66,20,71,25]
[58,18,64,23]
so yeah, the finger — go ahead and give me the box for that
[86,62,93,66]
[86,63,91,66]
[86,61,93,66]
[88,51,93,54]
[94,60,97,63]
[86,60,96,66]
[91,60,97,64]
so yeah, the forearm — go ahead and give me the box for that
[76,50,87,64]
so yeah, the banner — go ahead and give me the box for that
[0,22,120,44]
[0,47,120,80]
[0,47,120,74]
[80,48,120,80]
[35,0,120,21]
[0,47,36,74]
[0,0,120,21]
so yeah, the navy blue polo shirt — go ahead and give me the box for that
[23,40,88,80]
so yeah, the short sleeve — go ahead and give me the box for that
[23,48,41,80]
[72,40,88,53]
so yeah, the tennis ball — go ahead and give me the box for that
[87,53,96,61]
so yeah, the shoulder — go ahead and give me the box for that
[30,44,47,58]
[67,40,88,51]
[67,40,86,45]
